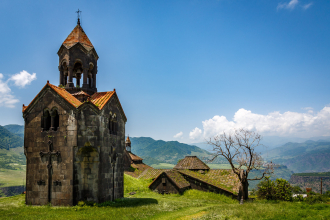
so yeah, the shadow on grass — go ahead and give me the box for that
[82,197,158,208]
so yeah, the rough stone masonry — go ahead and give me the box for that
[22,19,127,206]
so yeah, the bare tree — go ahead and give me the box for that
[207,128,275,200]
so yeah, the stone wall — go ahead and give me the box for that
[74,96,125,204]
[24,88,76,206]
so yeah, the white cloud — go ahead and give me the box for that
[174,131,183,139]
[9,70,37,88]
[0,73,19,108]
[189,127,202,140]
[190,106,330,140]
[302,107,313,114]
[277,0,299,10]
[303,2,313,10]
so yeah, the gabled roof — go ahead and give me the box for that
[174,156,210,170]
[149,170,190,190]
[22,82,81,113]
[138,169,171,180]
[165,170,190,189]
[178,169,240,194]
[129,152,143,161]
[62,24,94,51]
[23,82,126,119]
[91,91,115,109]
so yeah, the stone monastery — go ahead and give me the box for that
[22,18,243,206]
[23,19,127,206]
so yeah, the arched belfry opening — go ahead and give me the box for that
[57,19,99,95]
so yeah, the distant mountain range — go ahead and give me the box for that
[130,137,212,164]
[4,125,24,138]
[193,135,330,153]
[0,125,23,150]
[262,140,330,173]
[2,124,330,175]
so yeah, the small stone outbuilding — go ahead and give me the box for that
[147,156,241,198]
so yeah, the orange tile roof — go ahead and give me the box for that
[48,84,82,108]
[23,82,82,113]
[23,82,122,113]
[62,24,94,51]
[91,91,115,109]
[125,136,131,144]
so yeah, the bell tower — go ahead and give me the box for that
[57,17,99,95]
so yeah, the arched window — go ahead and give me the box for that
[42,110,51,131]
[51,108,59,131]
[109,113,118,135]
[113,114,118,135]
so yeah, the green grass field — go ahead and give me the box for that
[0,167,26,187]
[1,174,330,219]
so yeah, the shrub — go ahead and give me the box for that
[256,177,292,201]
[273,178,292,201]
[256,176,275,200]
[305,194,328,204]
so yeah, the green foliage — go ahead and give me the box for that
[305,194,329,204]
[3,125,24,138]
[257,177,292,201]
[0,126,23,150]
[292,185,303,194]
[124,174,152,194]
[248,165,293,190]
[273,178,292,201]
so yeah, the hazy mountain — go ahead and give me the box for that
[0,126,23,149]
[130,137,211,164]
[262,140,330,173]
[193,135,330,153]
[3,125,24,138]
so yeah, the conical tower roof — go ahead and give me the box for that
[125,136,131,144]
[62,24,94,51]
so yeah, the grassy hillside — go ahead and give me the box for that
[3,125,24,138]
[1,174,330,219]
[0,126,23,150]
[262,141,330,173]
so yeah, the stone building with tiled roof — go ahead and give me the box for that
[23,18,127,206]
[123,136,152,177]
[137,156,241,198]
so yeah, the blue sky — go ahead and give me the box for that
[0,0,330,143]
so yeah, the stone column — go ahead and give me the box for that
[50,115,55,131]
[76,76,80,87]
[82,68,89,88]
[93,72,96,89]
[66,66,74,88]
[58,66,63,86]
